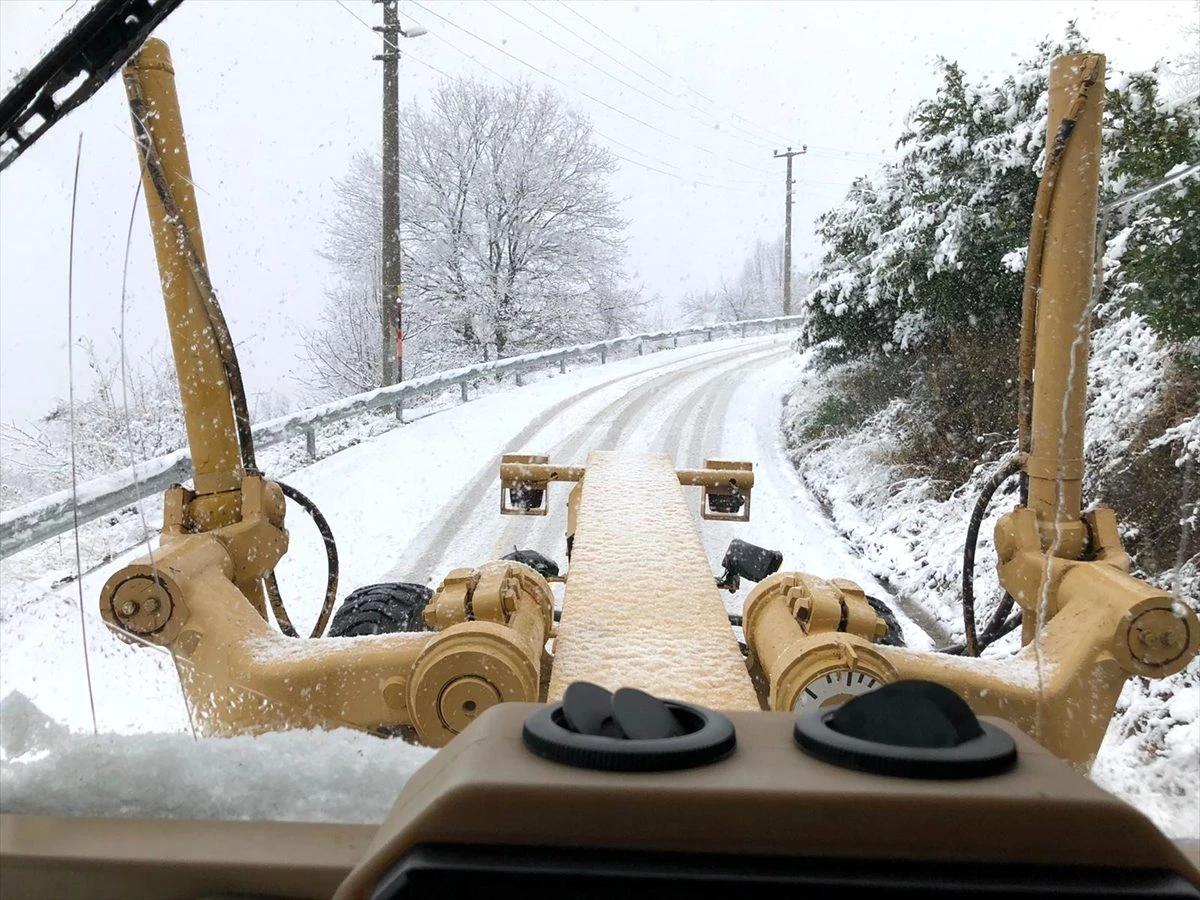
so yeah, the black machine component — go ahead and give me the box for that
[716,538,783,592]
[865,593,906,647]
[507,484,546,512]
[501,548,561,580]
[522,682,736,772]
[0,0,186,171]
[327,583,433,637]
[794,680,1017,779]
[706,491,745,515]
[373,845,1200,899]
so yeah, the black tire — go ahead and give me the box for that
[501,548,560,579]
[865,594,907,647]
[327,582,433,637]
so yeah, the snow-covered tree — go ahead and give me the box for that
[802,28,1199,360]
[301,78,640,399]
[802,32,1089,360]
[680,235,805,325]
[1101,73,1200,342]
[0,342,185,508]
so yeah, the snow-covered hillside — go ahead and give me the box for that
[781,312,1199,841]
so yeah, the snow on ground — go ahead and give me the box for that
[780,321,1200,842]
[2,333,866,824]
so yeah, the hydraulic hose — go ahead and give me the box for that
[962,454,1026,656]
[262,481,340,639]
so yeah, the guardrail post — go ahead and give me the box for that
[396,400,404,422]
[304,427,317,460]
[741,322,748,338]
[673,336,678,349]
[600,347,607,364]
[775,321,781,333]
[638,341,643,356]
[559,357,566,374]
[706,329,712,342]
[516,371,524,386]
[460,382,469,403]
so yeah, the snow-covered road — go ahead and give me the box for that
[0,334,930,739]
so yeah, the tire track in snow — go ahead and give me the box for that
[388,342,781,585]
[489,345,791,567]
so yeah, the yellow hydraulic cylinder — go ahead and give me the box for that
[1026,53,1105,559]
[123,40,243,501]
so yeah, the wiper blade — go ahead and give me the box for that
[0,0,185,173]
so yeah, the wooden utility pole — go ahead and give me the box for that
[375,0,401,385]
[773,145,806,316]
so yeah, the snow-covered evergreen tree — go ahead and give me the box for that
[798,27,1200,360]
[802,31,1095,360]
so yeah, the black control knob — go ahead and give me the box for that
[793,680,1017,779]
[522,681,736,772]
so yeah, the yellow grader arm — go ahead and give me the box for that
[95,40,1199,764]
[92,41,1196,769]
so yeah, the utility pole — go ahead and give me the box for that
[374,0,401,386]
[773,145,806,316]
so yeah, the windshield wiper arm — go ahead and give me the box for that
[0,0,185,173]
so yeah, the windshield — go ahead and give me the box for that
[1,0,1196,846]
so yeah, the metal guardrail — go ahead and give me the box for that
[0,315,802,558]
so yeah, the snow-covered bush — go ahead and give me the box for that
[801,26,1199,359]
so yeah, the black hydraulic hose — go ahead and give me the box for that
[263,571,298,638]
[982,609,1023,645]
[980,591,1019,646]
[264,481,340,640]
[962,455,1025,657]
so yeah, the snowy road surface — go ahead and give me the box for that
[1,334,935,821]
[0,334,929,734]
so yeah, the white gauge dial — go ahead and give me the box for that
[793,669,882,712]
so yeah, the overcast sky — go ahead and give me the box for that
[0,0,1194,425]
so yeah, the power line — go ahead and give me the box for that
[553,0,790,146]
[522,0,677,98]
[554,1,674,83]
[428,31,518,84]
[555,0,790,150]
[486,0,675,112]
[408,0,680,141]
[519,0,785,166]
[417,1,780,178]
[552,0,887,162]
[592,129,768,187]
